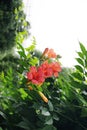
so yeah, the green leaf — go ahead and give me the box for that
[17,43,26,58]
[29,57,39,66]
[0,111,7,120]
[17,43,25,52]
[41,108,50,116]
[77,51,84,59]
[17,118,34,130]
[18,88,28,99]
[86,51,87,60]
[75,58,84,66]
[48,100,54,111]
[17,121,31,130]
[85,59,87,68]
[26,44,35,52]
[81,108,87,117]
[72,72,83,81]
[18,51,26,58]
[53,113,59,121]
[38,125,57,130]
[85,72,87,77]
[75,65,83,73]
[25,37,36,52]
[79,42,87,55]
[71,80,80,88]
[45,116,53,125]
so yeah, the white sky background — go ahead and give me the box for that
[23,0,87,67]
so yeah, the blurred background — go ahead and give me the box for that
[23,0,87,67]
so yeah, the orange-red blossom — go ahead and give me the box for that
[26,48,61,103]
[42,48,57,58]
[27,61,61,85]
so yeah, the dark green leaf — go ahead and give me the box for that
[75,58,84,66]
[75,65,83,73]
[18,51,26,58]
[72,72,83,81]
[53,113,59,121]
[17,121,31,130]
[17,43,26,54]
[38,125,57,130]
[0,111,7,120]
[48,100,54,111]
[42,108,50,116]
[77,51,84,59]
[81,108,87,117]
[45,116,53,125]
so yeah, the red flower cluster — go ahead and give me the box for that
[27,66,45,85]
[26,48,61,103]
[27,61,61,85]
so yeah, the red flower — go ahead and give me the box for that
[26,47,62,103]
[27,59,61,85]
[27,66,37,80]
[27,66,45,85]
[38,61,53,78]
[50,62,62,77]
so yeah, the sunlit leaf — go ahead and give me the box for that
[79,42,87,55]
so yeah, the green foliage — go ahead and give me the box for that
[55,42,87,130]
[0,0,30,52]
[0,41,87,130]
[0,39,60,130]
[0,54,19,73]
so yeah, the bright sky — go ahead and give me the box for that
[23,0,87,67]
